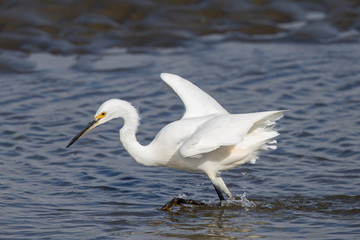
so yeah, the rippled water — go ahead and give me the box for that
[1,1,360,239]
[1,0,360,54]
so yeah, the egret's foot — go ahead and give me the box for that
[160,197,207,211]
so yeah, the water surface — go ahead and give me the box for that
[1,1,360,239]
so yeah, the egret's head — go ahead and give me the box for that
[66,99,121,148]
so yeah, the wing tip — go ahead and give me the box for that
[160,73,178,82]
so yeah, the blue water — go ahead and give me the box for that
[1,1,360,239]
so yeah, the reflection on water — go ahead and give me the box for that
[162,208,263,239]
[0,0,360,239]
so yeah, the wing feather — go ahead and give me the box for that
[179,111,285,158]
[160,73,228,119]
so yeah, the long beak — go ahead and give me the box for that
[66,118,100,148]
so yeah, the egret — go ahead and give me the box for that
[67,73,285,210]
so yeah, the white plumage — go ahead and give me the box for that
[67,73,285,201]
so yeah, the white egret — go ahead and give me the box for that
[67,73,285,210]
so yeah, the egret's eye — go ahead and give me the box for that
[95,112,106,121]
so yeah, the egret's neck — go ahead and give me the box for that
[117,101,157,166]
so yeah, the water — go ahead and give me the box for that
[1,1,360,239]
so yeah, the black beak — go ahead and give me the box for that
[66,118,99,148]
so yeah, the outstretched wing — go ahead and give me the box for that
[160,73,228,119]
[179,111,285,158]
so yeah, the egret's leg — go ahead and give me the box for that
[213,184,225,201]
[209,175,233,200]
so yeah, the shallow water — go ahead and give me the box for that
[1,1,360,239]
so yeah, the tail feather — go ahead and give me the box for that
[249,111,284,133]
[225,125,280,167]
[219,110,285,170]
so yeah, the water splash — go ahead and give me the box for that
[177,193,189,199]
[218,192,257,209]
[238,192,257,208]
